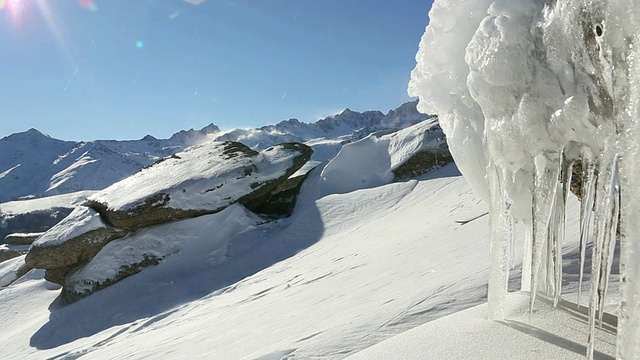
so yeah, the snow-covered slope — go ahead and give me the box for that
[0,165,494,359]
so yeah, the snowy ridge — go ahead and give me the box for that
[88,142,304,212]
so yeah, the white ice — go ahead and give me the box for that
[410,0,640,358]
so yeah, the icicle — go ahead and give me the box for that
[597,155,620,325]
[521,227,533,292]
[487,162,514,320]
[546,212,556,297]
[577,150,596,307]
[551,154,573,306]
[530,153,560,313]
[587,151,618,360]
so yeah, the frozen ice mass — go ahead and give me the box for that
[410,0,640,358]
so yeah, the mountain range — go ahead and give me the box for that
[0,101,428,203]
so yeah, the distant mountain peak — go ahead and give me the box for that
[169,123,221,144]
[5,128,51,140]
[141,135,158,141]
[200,123,221,134]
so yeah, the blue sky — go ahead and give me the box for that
[1,0,433,140]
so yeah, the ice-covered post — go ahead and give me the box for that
[614,9,640,356]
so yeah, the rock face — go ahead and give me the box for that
[22,141,312,302]
[87,141,313,231]
[392,148,454,181]
[0,246,23,263]
[62,253,163,304]
[25,207,126,284]
[246,174,310,217]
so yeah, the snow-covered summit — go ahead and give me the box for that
[168,123,221,145]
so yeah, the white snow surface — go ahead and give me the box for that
[0,255,26,287]
[88,142,298,212]
[346,292,616,360]
[0,165,494,359]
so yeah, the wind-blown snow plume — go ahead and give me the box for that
[410,0,640,358]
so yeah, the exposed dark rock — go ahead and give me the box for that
[393,148,454,181]
[239,143,313,213]
[0,247,22,263]
[571,160,583,199]
[87,193,216,231]
[247,173,310,218]
[26,227,126,270]
[44,265,74,285]
[25,207,127,270]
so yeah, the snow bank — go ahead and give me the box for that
[0,191,96,216]
[319,119,447,196]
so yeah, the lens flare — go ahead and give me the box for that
[6,0,23,23]
[136,40,144,49]
[78,0,97,12]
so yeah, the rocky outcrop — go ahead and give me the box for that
[393,148,453,181]
[25,207,126,284]
[87,141,312,231]
[21,141,312,303]
[0,246,23,263]
[246,174,310,217]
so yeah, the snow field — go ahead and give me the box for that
[0,165,494,359]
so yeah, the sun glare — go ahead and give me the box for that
[1,0,25,23]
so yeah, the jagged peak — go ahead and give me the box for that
[141,135,158,141]
[200,123,221,134]
[169,123,221,144]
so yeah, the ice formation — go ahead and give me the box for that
[410,0,640,358]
